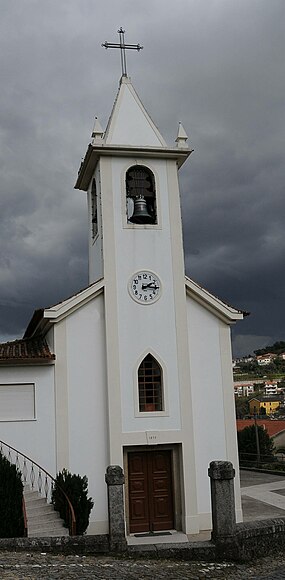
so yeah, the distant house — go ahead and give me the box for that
[279,352,285,361]
[232,356,254,367]
[256,353,276,366]
[234,382,254,397]
[243,356,255,363]
[236,419,285,453]
[237,419,285,437]
[232,358,241,368]
[248,395,283,416]
[264,381,283,396]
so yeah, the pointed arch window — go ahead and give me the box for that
[91,178,98,238]
[138,354,163,412]
[126,165,157,224]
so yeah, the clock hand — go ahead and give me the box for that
[142,283,159,290]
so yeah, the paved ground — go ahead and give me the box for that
[240,469,285,521]
[2,470,285,579]
[1,551,285,579]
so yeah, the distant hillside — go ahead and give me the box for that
[254,341,285,356]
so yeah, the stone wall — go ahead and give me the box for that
[0,535,109,554]
[1,462,285,563]
[3,520,285,562]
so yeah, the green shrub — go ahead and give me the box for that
[51,469,94,535]
[237,424,275,464]
[0,452,24,537]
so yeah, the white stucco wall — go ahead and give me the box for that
[61,294,109,534]
[0,365,56,476]
[187,297,238,525]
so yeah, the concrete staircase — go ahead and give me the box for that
[23,486,69,537]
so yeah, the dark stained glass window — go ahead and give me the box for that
[138,354,163,412]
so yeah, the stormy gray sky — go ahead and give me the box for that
[0,0,284,357]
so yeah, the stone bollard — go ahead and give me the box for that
[208,460,236,543]
[105,465,127,552]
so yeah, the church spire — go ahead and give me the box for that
[104,76,167,147]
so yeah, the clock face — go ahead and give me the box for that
[128,271,162,304]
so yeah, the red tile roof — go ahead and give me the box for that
[0,337,55,364]
[237,419,285,437]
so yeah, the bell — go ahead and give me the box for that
[129,196,154,224]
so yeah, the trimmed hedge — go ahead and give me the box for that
[52,469,94,535]
[0,452,24,537]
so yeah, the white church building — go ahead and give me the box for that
[0,73,244,536]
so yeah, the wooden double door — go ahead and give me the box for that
[128,450,174,534]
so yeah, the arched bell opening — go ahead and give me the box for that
[126,165,157,224]
[91,178,98,239]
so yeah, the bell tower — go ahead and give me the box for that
[75,69,201,534]
[76,75,191,284]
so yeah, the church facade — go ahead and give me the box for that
[0,75,244,535]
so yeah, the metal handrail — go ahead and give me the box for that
[22,497,28,537]
[0,439,76,536]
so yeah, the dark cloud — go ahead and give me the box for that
[0,0,284,357]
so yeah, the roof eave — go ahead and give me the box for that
[24,280,104,338]
[43,280,104,323]
[75,144,193,191]
[185,276,246,324]
[23,309,45,339]
[0,357,55,366]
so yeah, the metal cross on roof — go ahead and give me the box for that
[102,27,143,77]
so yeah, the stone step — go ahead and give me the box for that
[28,528,69,537]
[25,497,48,508]
[24,491,48,501]
[28,528,68,536]
[28,528,69,538]
[23,487,49,497]
[25,504,56,516]
[23,485,69,538]
[27,511,62,524]
[28,522,69,534]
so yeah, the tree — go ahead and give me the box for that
[235,396,249,419]
[0,452,24,537]
[52,469,94,535]
[253,382,265,391]
[254,341,285,356]
[237,425,275,464]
